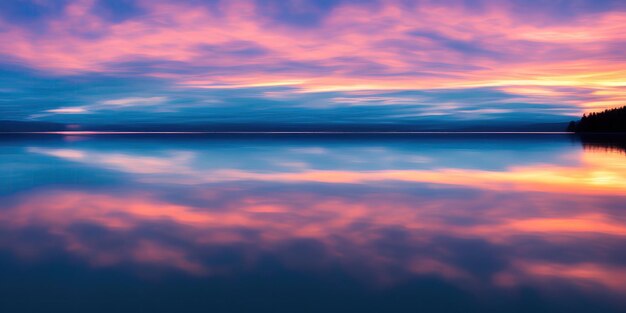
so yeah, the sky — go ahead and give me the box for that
[0,0,625,126]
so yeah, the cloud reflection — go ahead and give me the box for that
[28,142,626,195]
[0,137,624,301]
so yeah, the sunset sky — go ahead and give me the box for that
[1,0,625,126]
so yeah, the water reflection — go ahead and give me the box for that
[580,134,626,155]
[1,134,625,312]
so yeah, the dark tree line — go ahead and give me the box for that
[568,105,626,132]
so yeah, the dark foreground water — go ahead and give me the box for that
[1,133,625,313]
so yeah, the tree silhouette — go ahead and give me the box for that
[567,121,577,132]
[568,105,626,132]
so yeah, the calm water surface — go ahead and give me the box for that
[1,134,625,312]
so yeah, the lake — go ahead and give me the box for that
[1,133,625,312]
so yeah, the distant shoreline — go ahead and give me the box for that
[0,131,580,134]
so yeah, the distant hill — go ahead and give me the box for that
[568,106,626,132]
[0,120,569,133]
[0,120,67,132]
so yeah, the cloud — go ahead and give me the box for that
[44,96,169,115]
[47,107,89,114]
[1,0,625,123]
[100,96,167,107]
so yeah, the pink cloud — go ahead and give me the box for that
[0,0,624,113]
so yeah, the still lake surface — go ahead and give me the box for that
[1,133,625,312]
